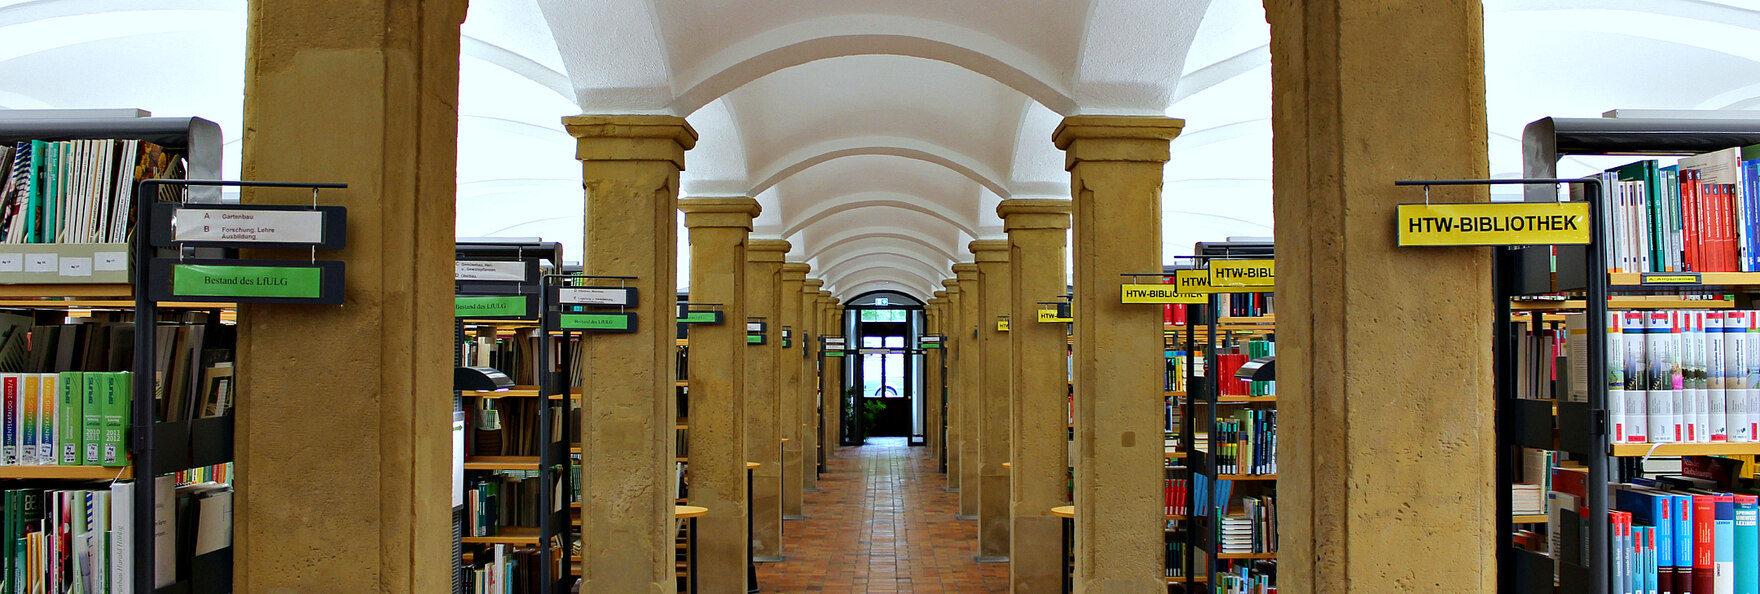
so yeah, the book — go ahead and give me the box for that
[1719,495,1736,594]
[100,372,129,467]
[81,373,101,466]
[56,372,80,465]
[1736,495,1757,594]
[37,374,55,466]
[1697,495,1717,594]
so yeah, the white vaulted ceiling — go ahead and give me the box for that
[4,1,1760,299]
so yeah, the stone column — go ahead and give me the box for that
[818,292,839,458]
[969,240,1013,561]
[999,199,1073,591]
[745,239,789,560]
[1053,115,1181,591]
[778,264,809,519]
[941,278,963,490]
[1264,2,1494,591]
[952,262,981,519]
[800,280,826,491]
[925,296,945,461]
[237,1,463,589]
[679,197,759,590]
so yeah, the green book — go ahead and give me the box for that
[57,372,81,466]
[81,373,102,466]
[100,372,129,467]
[23,141,42,244]
[2,490,13,594]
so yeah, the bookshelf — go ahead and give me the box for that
[1490,117,1760,593]
[454,242,567,594]
[1181,240,1277,594]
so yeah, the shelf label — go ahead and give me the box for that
[24,254,56,273]
[173,208,325,244]
[1122,284,1205,303]
[1640,273,1702,285]
[0,254,21,272]
[57,257,91,278]
[93,252,126,272]
[1396,202,1591,246]
[455,295,527,318]
[556,286,636,306]
[556,312,637,333]
[173,264,322,299]
[1209,259,1275,289]
[455,260,527,282]
[1037,309,1073,322]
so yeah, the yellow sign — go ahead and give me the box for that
[1037,309,1073,322]
[996,317,1010,332]
[1121,284,1205,304]
[1174,270,1257,294]
[1396,202,1590,246]
[1209,259,1275,289]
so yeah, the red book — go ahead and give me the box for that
[1685,171,1702,271]
[1722,184,1738,271]
[1695,495,1717,594]
[1712,183,1729,271]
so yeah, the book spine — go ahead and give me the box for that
[100,373,127,467]
[1680,495,1697,594]
[2,374,15,466]
[1651,312,1678,442]
[80,374,100,466]
[1628,312,1651,443]
[1719,495,1735,594]
[36,374,54,466]
[56,373,79,465]
[20,375,37,465]
[1697,495,1717,594]
[1733,495,1757,594]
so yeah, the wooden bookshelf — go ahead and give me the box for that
[1216,395,1276,403]
[1216,552,1277,560]
[0,284,132,298]
[1609,442,1760,457]
[1163,451,1186,459]
[1609,272,1760,287]
[1510,297,1735,311]
[0,465,132,480]
[463,456,540,471]
[1167,575,1207,584]
[462,525,540,545]
[1164,390,1186,398]
[1165,514,1186,520]
[470,387,582,399]
[1216,474,1276,481]
[1512,514,1548,524]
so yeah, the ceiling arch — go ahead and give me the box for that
[800,231,961,263]
[668,14,1076,116]
[810,238,953,277]
[827,268,939,300]
[783,194,978,239]
[837,279,934,301]
[749,136,1011,198]
[819,253,947,286]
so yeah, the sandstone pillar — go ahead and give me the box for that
[237,1,463,589]
[970,240,1013,561]
[941,278,963,490]
[679,197,760,591]
[778,264,809,518]
[999,199,1073,591]
[925,295,945,461]
[1264,1,1494,591]
[745,240,789,560]
[800,280,826,491]
[818,292,838,460]
[1053,115,1181,591]
[953,262,981,519]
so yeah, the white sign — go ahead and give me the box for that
[746,322,765,332]
[0,254,21,273]
[93,252,127,272]
[57,257,91,278]
[24,253,56,273]
[557,287,633,306]
[173,208,325,244]
[455,260,527,282]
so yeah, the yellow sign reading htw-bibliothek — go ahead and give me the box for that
[1121,284,1205,304]
[1208,259,1275,289]
[1175,270,1258,294]
[1397,202,1591,246]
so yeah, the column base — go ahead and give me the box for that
[975,556,1009,563]
[784,515,807,521]
[804,487,821,493]
[754,556,786,563]
[945,487,960,493]
[955,514,978,521]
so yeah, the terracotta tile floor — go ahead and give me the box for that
[754,437,1009,593]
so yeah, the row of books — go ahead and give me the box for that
[1163,541,1192,578]
[1596,145,1760,274]
[0,316,235,425]
[465,399,565,458]
[463,544,547,594]
[1164,475,1189,517]
[0,139,184,245]
[1214,560,1277,594]
[0,478,230,593]
[1214,338,1275,397]
[1191,473,1233,518]
[1218,496,1277,554]
[0,372,130,467]
[463,331,541,387]
[1218,292,1274,318]
[1215,410,1277,476]
[1163,350,1193,393]
[464,471,545,538]
[1608,485,1760,594]
[1567,310,1760,444]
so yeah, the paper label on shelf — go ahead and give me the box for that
[1122,284,1206,303]
[93,252,126,271]
[172,208,325,244]
[0,254,22,272]
[1208,259,1276,288]
[455,295,526,318]
[1396,202,1591,246]
[454,260,526,282]
[172,264,322,299]
[1640,273,1702,285]
[57,257,91,277]
[23,254,56,273]
[556,287,634,306]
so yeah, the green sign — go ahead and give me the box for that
[746,334,765,344]
[558,313,635,332]
[173,264,321,299]
[921,343,942,349]
[680,311,722,324]
[825,350,846,357]
[455,295,527,318]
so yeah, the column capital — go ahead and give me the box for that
[803,278,825,291]
[1051,115,1184,170]
[997,199,1072,231]
[564,115,698,167]
[679,197,761,229]
[933,290,948,301]
[952,263,979,280]
[968,240,1009,263]
[748,239,792,262]
[941,278,961,293]
[781,263,811,281]
[818,290,833,301]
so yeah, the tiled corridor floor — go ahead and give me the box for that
[754,438,1009,593]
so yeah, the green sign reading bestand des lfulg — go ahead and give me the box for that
[455,296,527,318]
[173,264,322,299]
[558,312,636,332]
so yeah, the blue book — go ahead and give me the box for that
[1720,495,1737,593]
[1619,486,1676,587]
[1646,526,1659,594]
[1735,495,1757,594]
[1677,494,1697,589]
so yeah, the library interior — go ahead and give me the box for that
[5,0,1760,592]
